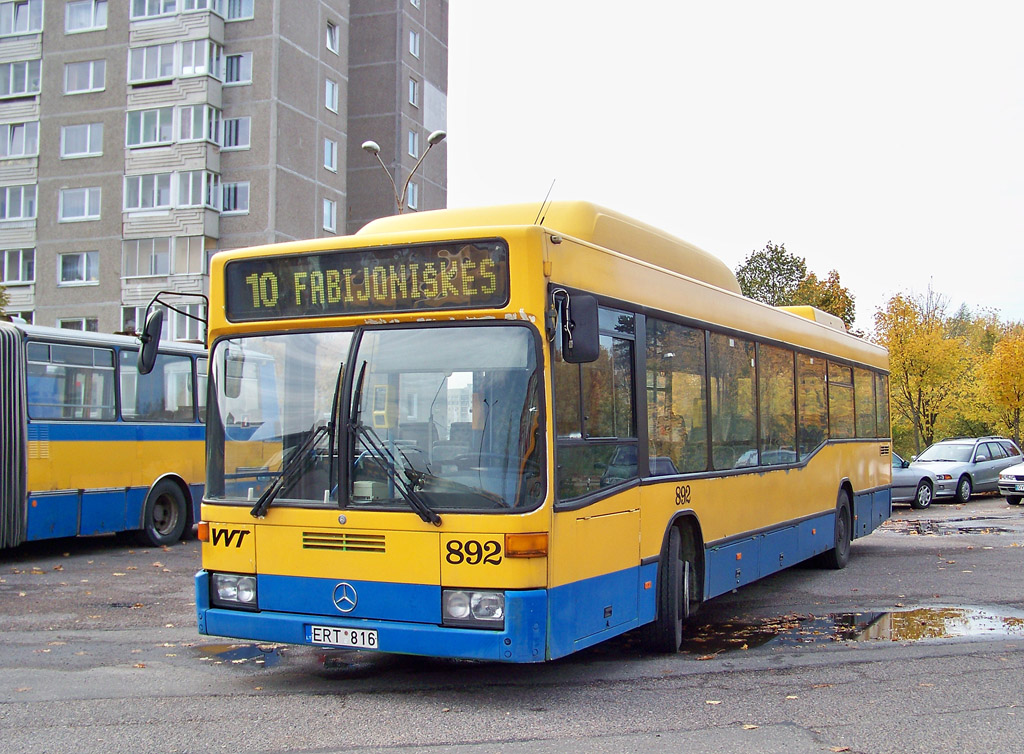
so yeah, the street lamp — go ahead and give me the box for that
[361,129,446,213]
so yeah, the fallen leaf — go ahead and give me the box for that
[133,663,146,668]
[830,748,851,753]
[705,700,722,705]
[742,724,759,730]
[785,695,799,700]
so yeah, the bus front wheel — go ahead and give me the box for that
[137,479,188,547]
[644,525,699,653]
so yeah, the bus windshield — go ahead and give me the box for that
[207,324,544,513]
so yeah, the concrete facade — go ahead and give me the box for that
[0,0,447,335]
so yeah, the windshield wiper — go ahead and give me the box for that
[250,421,331,518]
[349,362,442,526]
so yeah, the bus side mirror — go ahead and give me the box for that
[137,309,164,375]
[559,293,600,364]
[224,349,245,399]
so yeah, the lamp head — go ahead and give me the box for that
[361,140,381,156]
[427,130,447,147]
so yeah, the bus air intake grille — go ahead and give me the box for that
[302,532,386,553]
[879,444,891,456]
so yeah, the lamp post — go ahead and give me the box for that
[361,129,446,214]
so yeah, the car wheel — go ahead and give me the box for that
[910,480,933,509]
[955,475,973,503]
[1007,496,1022,506]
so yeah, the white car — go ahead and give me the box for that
[891,452,938,509]
[997,461,1024,505]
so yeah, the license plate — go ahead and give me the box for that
[307,624,378,649]
[1015,484,1024,492]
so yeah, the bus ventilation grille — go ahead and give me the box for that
[302,531,386,553]
[879,444,891,456]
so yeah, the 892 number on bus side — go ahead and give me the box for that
[446,539,502,565]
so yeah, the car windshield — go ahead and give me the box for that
[916,443,974,463]
[205,325,544,513]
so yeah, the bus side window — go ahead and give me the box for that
[797,354,827,458]
[553,306,637,501]
[708,333,756,470]
[646,318,707,474]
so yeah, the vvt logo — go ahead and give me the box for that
[211,528,251,548]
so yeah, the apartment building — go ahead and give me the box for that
[0,0,448,336]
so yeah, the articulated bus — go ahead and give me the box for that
[0,321,205,548]
[186,202,890,662]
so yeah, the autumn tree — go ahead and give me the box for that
[0,285,8,317]
[735,242,806,307]
[979,327,1024,447]
[791,270,856,329]
[873,290,970,453]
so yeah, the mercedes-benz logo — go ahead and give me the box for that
[332,582,358,613]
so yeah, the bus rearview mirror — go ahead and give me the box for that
[224,349,245,399]
[561,294,599,363]
[137,309,164,375]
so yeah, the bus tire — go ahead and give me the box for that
[820,490,852,570]
[644,525,700,653]
[137,479,188,547]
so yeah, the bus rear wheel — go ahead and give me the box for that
[137,479,188,547]
[820,490,852,570]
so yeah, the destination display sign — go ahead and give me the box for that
[224,240,510,322]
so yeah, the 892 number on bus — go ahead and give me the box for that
[446,539,502,565]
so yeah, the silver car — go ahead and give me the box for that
[891,452,938,509]
[911,437,1024,502]
[997,461,1024,505]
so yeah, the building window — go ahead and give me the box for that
[183,0,224,13]
[124,173,172,211]
[0,0,42,36]
[66,0,107,32]
[325,78,338,113]
[408,77,419,107]
[178,170,220,209]
[326,21,339,53]
[174,236,205,275]
[179,104,221,142]
[406,182,419,210]
[180,39,223,78]
[59,251,99,285]
[409,30,420,58]
[225,0,253,20]
[2,247,34,284]
[324,138,337,172]
[0,120,38,158]
[224,52,252,85]
[323,198,336,233]
[59,317,99,332]
[408,129,419,158]
[222,181,249,214]
[128,44,174,83]
[1,58,41,97]
[60,122,103,158]
[0,184,36,220]
[123,237,169,276]
[59,187,102,222]
[64,59,105,94]
[126,107,173,147]
[221,116,250,149]
[410,0,421,8]
[130,0,176,20]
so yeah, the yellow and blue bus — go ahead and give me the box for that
[0,321,206,548]
[185,202,890,661]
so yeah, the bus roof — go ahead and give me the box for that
[357,201,743,296]
[0,321,204,354]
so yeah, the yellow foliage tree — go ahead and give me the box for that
[979,327,1024,447]
[873,292,970,453]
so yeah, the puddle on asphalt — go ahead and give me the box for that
[197,643,284,667]
[680,606,1024,656]
[883,517,1020,535]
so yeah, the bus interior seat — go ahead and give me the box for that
[396,421,437,453]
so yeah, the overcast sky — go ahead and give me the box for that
[446,1,1023,332]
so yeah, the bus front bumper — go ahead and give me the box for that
[195,571,549,663]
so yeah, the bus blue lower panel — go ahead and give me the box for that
[196,571,549,663]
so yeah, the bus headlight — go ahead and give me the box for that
[210,573,259,610]
[442,589,505,629]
